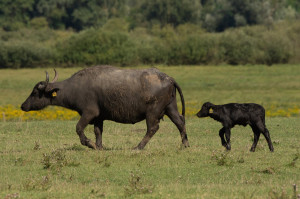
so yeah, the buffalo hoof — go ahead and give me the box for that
[133,146,143,150]
[250,148,255,152]
[226,145,231,150]
[87,140,98,150]
[96,145,104,150]
[183,140,190,148]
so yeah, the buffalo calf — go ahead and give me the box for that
[196,102,274,152]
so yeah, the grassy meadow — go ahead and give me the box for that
[0,65,300,198]
[0,64,300,120]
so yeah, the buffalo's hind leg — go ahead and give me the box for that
[94,120,104,150]
[165,101,190,148]
[134,115,160,150]
[76,113,98,150]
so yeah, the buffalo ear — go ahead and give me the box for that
[37,82,47,91]
[205,102,214,108]
[45,86,60,96]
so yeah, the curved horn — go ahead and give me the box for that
[45,71,49,83]
[50,69,58,83]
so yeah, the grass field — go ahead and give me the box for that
[0,64,300,119]
[0,65,299,198]
[0,118,299,198]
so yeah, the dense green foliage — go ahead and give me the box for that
[0,0,299,31]
[0,0,300,68]
[0,21,299,68]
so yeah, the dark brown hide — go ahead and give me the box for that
[21,65,189,150]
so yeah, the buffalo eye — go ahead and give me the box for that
[31,89,44,98]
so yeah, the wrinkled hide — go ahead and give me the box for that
[22,65,189,150]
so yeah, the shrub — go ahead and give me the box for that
[258,32,292,65]
[0,41,55,68]
[42,149,80,171]
[124,170,154,196]
[135,38,169,65]
[168,33,220,65]
[0,20,299,67]
[59,29,138,66]
[211,151,234,166]
[30,17,49,29]
[219,30,258,65]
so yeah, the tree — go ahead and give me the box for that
[132,0,201,28]
[35,0,128,30]
[0,0,35,30]
[201,0,289,32]
[287,0,300,12]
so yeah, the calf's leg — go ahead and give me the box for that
[262,127,274,152]
[254,121,274,152]
[219,127,227,147]
[224,128,231,150]
[250,125,261,152]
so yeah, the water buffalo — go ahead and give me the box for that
[21,65,189,150]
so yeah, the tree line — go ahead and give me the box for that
[0,0,300,68]
[0,0,299,32]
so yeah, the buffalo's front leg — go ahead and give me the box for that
[94,120,104,150]
[76,114,97,150]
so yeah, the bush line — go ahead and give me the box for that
[0,20,300,68]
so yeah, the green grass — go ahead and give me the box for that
[0,65,299,198]
[0,118,299,198]
[159,64,300,109]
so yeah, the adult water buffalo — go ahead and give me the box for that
[21,65,189,150]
